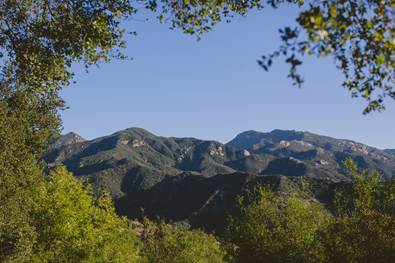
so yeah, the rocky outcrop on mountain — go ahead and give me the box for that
[48,132,85,150]
[228,130,395,180]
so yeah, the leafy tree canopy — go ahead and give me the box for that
[0,101,51,262]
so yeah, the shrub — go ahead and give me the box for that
[30,166,142,263]
[319,159,395,263]
[141,219,227,263]
[226,187,329,263]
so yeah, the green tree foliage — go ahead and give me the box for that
[0,100,51,262]
[226,187,329,263]
[318,159,395,263]
[0,0,137,161]
[0,1,142,260]
[0,0,135,95]
[226,160,395,263]
[144,0,262,35]
[320,209,395,263]
[141,219,227,263]
[30,166,142,263]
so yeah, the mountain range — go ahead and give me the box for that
[44,128,395,232]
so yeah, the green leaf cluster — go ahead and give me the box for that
[144,0,263,36]
[259,0,395,113]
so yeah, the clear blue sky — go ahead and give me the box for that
[60,6,395,149]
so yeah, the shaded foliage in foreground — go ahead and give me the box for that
[226,159,395,263]
[141,219,226,263]
[1,158,395,262]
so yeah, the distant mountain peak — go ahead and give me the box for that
[63,132,85,142]
[64,131,84,139]
[123,127,152,134]
[113,127,158,139]
[49,132,85,150]
[227,129,304,150]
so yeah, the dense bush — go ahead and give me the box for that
[30,166,142,263]
[226,188,329,263]
[141,219,227,263]
[226,160,395,263]
[319,209,395,263]
[318,160,395,263]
